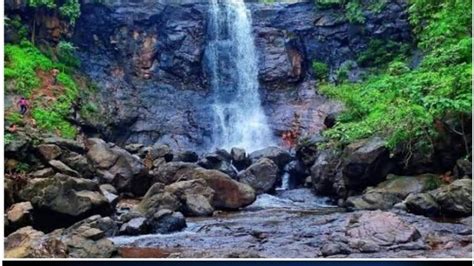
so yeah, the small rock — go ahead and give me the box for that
[30,168,55,178]
[7,202,34,228]
[172,151,198,163]
[120,217,148,235]
[149,210,186,234]
[125,143,144,153]
[38,144,62,161]
[48,160,80,177]
[321,243,351,256]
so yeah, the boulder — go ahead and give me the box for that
[99,184,119,206]
[346,174,436,210]
[30,168,55,178]
[296,134,325,167]
[430,179,472,217]
[48,160,80,177]
[237,158,279,194]
[149,210,186,234]
[172,151,199,163]
[346,211,421,246]
[54,215,118,258]
[341,137,393,193]
[119,217,148,235]
[198,153,238,178]
[147,143,173,161]
[230,147,250,170]
[310,149,345,197]
[185,168,256,209]
[124,143,144,154]
[61,153,95,179]
[404,193,440,217]
[249,146,292,170]
[5,226,67,258]
[136,183,181,216]
[86,138,149,195]
[152,162,198,185]
[7,202,34,230]
[453,159,472,178]
[165,179,215,216]
[38,144,62,161]
[321,243,351,257]
[405,179,472,217]
[19,174,111,229]
[42,137,85,153]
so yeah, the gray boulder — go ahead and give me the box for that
[86,138,149,195]
[237,158,279,194]
[249,146,292,170]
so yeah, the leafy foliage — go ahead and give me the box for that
[5,41,80,138]
[4,41,54,96]
[312,61,329,81]
[27,0,81,25]
[57,41,79,67]
[356,39,411,67]
[320,0,472,152]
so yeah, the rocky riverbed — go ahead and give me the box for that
[111,189,471,258]
[4,134,472,258]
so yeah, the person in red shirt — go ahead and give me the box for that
[17,97,30,115]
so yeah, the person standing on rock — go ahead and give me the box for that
[17,97,30,115]
[51,68,60,85]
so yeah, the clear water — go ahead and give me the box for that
[206,0,275,152]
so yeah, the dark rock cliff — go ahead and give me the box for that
[7,0,412,152]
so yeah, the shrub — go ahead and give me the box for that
[57,41,79,67]
[312,61,329,81]
[6,112,24,125]
[345,1,365,23]
[319,0,472,152]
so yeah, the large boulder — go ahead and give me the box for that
[172,151,199,163]
[136,183,182,216]
[249,146,292,170]
[198,152,238,178]
[5,226,67,258]
[310,149,345,197]
[152,162,199,185]
[431,179,472,216]
[18,174,111,230]
[341,137,393,193]
[165,179,215,216]
[50,215,117,258]
[346,211,421,246]
[86,138,149,195]
[346,174,436,210]
[405,179,472,217]
[237,158,279,194]
[184,168,256,209]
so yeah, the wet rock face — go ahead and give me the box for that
[70,1,411,151]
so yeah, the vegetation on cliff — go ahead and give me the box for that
[319,0,472,155]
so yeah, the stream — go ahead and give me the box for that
[109,188,471,258]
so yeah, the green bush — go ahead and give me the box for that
[6,112,24,125]
[57,41,79,67]
[345,1,365,23]
[5,42,80,139]
[4,42,54,96]
[357,39,411,67]
[5,133,15,145]
[320,0,472,152]
[312,61,329,81]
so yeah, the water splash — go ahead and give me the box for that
[206,0,274,152]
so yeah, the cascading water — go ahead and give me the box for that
[206,0,274,152]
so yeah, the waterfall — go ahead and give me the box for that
[206,0,274,152]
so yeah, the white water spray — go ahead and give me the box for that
[206,0,274,152]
